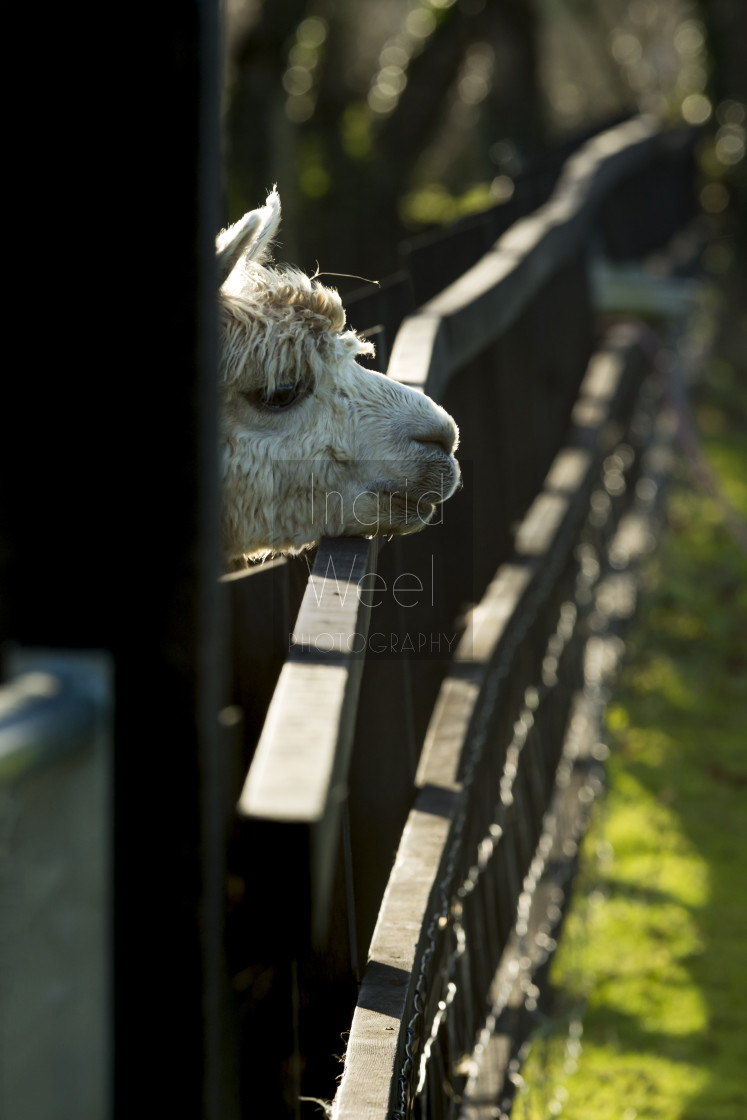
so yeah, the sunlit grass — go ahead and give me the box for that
[514,325,747,1119]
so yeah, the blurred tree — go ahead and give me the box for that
[221,0,746,275]
[698,0,746,103]
[223,0,310,253]
[222,0,546,277]
[693,0,747,245]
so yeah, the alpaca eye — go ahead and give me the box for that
[264,384,301,409]
[242,384,304,411]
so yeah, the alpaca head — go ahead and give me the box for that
[217,190,461,566]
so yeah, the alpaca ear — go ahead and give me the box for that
[216,189,282,284]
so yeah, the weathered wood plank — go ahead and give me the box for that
[387,116,663,399]
[223,555,301,786]
[238,537,380,823]
[335,797,455,1119]
[237,536,381,940]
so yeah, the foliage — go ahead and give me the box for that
[221,0,737,279]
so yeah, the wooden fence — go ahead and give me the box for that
[1,110,701,1119]
[221,115,699,1117]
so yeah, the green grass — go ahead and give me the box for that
[514,313,747,1119]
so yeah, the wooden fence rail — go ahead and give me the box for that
[0,105,700,1119]
[334,324,657,1119]
[221,115,699,1116]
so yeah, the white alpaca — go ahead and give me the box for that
[217,190,460,566]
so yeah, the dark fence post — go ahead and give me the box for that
[2,2,230,1116]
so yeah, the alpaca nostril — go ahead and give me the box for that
[416,437,452,456]
[412,426,456,456]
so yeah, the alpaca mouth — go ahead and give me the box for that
[366,452,460,504]
[439,453,461,500]
[360,452,459,532]
[358,487,438,535]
